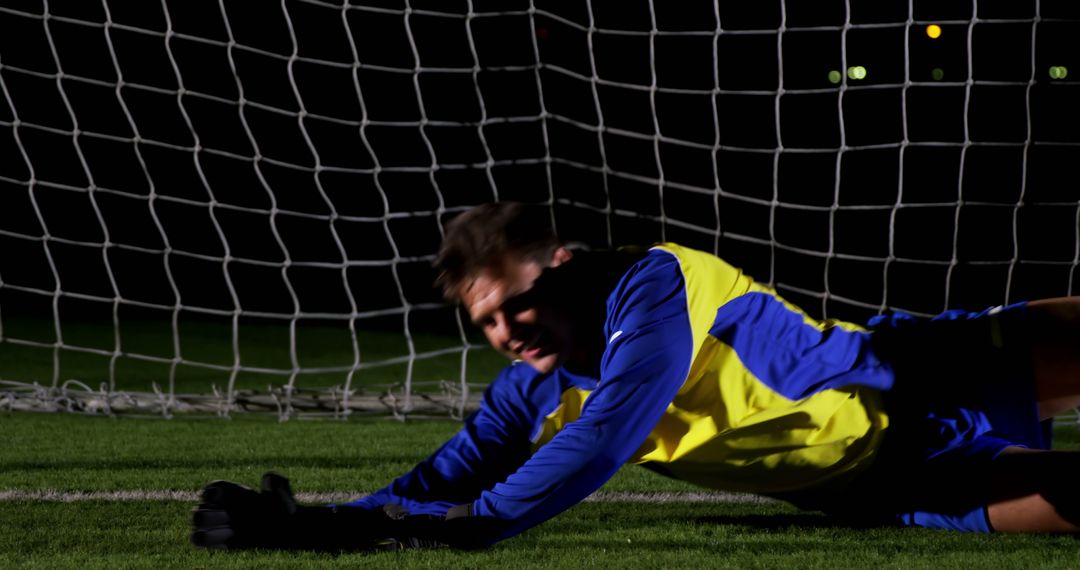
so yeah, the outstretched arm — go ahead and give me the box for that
[343,363,542,515]
[190,363,547,551]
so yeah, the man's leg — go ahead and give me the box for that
[986,447,1080,533]
[863,298,1080,533]
[1026,298,1080,419]
[986,299,1080,532]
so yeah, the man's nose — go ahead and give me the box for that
[494,312,532,352]
[490,312,514,349]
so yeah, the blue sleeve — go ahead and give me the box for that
[342,364,542,516]
[470,252,694,543]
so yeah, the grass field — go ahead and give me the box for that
[4,319,1080,567]
[5,413,1080,569]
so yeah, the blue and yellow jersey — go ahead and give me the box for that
[348,244,896,542]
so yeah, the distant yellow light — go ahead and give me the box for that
[926,24,942,39]
[847,66,867,80]
[828,70,842,84]
[1049,66,1069,79]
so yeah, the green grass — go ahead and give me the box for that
[0,413,697,494]
[4,316,1080,568]
[4,413,1080,569]
[7,500,1080,569]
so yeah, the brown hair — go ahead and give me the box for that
[433,202,561,299]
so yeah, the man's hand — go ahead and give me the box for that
[190,472,452,551]
[190,472,302,550]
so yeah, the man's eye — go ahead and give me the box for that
[502,290,537,316]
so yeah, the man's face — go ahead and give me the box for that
[460,249,574,374]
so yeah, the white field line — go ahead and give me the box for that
[0,489,777,505]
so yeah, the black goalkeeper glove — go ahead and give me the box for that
[190,472,446,551]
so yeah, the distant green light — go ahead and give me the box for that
[828,70,842,84]
[1049,66,1068,79]
[931,68,945,81]
[847,66,867,80]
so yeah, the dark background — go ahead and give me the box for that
[1,0,1078,340]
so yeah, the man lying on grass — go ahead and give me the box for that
[192,201,1080,551]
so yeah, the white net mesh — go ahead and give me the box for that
[0,0,1078,419]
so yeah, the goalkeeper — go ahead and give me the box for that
[192,202,1080,550]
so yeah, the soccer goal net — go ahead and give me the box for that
[0,1,1077,419]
